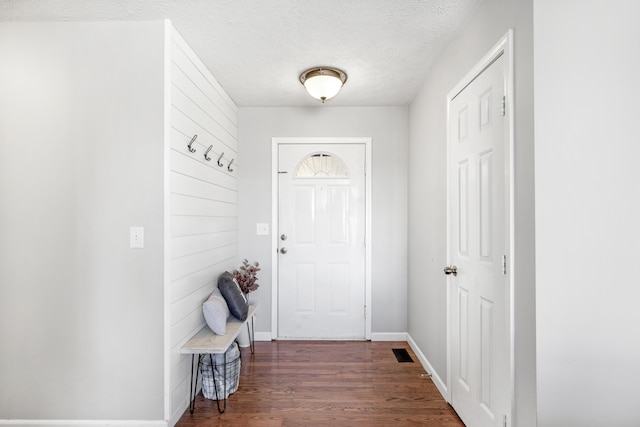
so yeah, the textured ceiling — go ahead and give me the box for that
[0,0,482,107]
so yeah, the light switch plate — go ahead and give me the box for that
[130,226,144,248]
[256,223,269,236]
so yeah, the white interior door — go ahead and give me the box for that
[447,52,510,426]
[277,143,366,339]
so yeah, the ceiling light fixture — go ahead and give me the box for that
[299,67,347,103]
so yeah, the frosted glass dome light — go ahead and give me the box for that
[299,67,347,103]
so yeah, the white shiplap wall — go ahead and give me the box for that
[168,26,238,424]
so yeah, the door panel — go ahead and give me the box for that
[278,144,365,339]
[448,52,509,426]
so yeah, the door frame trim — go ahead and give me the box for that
[271,137,372,340]
[445,29,514,420]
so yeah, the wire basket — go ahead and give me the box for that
[199,342,241,400]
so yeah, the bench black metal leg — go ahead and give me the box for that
[247,316,255,355]
[211,353,228,413]
[188,354,200,414]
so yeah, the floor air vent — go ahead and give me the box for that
[392,348,414,363]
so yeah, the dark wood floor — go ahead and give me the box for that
[177,341,464,427]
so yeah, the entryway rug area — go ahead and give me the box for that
[392,348,414,363]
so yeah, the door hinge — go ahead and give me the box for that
[502,255,507,275]
[500,96,506,116]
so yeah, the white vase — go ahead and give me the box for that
[236,293,252,348]
[237,324,250,348]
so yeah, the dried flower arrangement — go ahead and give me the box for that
[232,259,260,294]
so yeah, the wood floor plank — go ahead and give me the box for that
[176,341,464,427]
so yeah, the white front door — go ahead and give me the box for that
[277,143,366,339]
[447,46,511,425]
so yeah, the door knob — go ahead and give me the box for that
[280,247,288,254]
[443,265,458,276]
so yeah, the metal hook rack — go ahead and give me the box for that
[184,132,235,173]
[187,135,197,153]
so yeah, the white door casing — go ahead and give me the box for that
[271,138,372,340]
[446,32,513,427]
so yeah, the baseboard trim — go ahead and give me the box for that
[370,332,407,341]
[407,333,448,400]
[256,332,409,342]
[254,331,272,341]
[0,421,166,427]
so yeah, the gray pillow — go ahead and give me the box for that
[203,287,230,335]
[218,271,248,321]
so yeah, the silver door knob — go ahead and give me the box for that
[280,247,287,254]
[443,265,458,276]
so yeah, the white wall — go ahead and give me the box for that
[0,22,165,422]
[534,1,640,426]
[407,0,536,424]
[238,107,408,336]
[167,27,238,425]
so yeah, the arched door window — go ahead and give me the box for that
[295,153,349,178]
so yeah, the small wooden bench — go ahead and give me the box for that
[180,304,257,413]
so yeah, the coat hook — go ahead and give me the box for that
[217,152,225,167]
[188,135,197,153]
[227,158,234,172]
[204,145,213,161]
